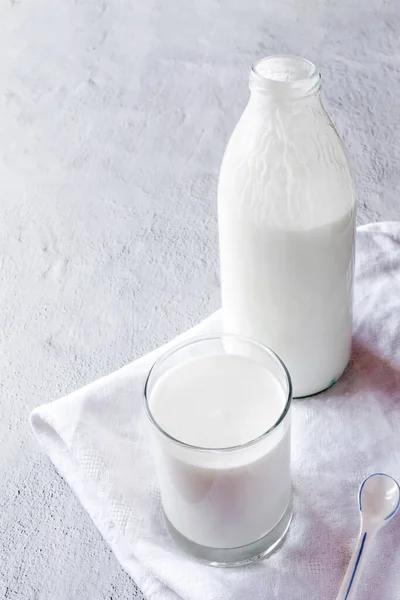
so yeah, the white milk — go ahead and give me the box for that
[218,57,356,397]
[148,353,291,549]
[219,208,355,397]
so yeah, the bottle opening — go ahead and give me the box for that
[250,55,321,97]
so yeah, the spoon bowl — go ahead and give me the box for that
[359,472,400,524]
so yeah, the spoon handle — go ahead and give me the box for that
[336,528,372,600]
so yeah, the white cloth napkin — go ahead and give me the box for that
[31,222,400,600]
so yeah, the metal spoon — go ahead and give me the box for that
[336,473,400,600]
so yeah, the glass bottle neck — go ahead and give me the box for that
[249,55,321,102]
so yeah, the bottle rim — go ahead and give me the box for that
[250,55,321,97]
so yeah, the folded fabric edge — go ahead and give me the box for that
[29,409,180,600]
[30,311,220,424]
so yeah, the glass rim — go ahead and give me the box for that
[143,332,292,453]
[250,54,321,96]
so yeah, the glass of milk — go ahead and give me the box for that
[144,334,292,566]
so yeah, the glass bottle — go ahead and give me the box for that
[218,56,356,397]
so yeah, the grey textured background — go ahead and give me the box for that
[0,0,399,598]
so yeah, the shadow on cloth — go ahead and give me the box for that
[347,336,400,398]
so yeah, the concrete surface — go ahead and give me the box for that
[0,0,399,598]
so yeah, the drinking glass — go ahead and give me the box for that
[144,334,293,566]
